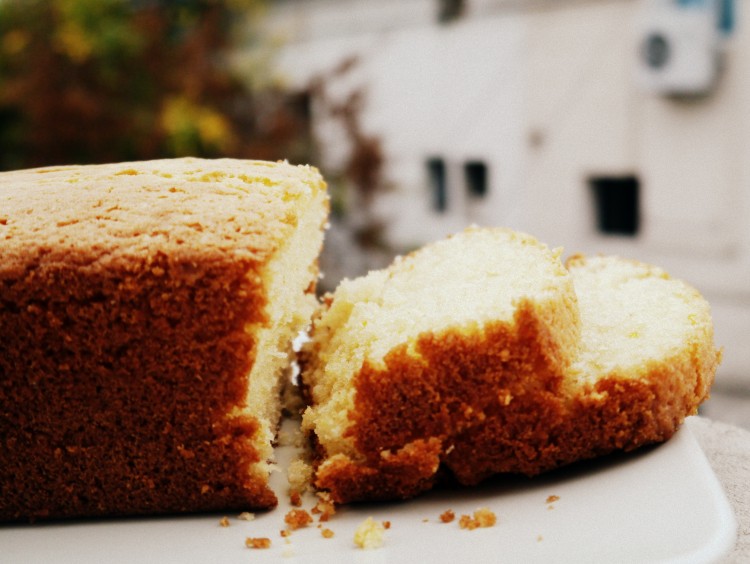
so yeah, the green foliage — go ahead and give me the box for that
[0,0,306,170]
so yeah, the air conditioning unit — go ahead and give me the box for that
[635,0,720,96]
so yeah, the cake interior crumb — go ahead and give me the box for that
[245,537,271,549]
[440,509,455,523]
[311,491,336,521]
[458,508,497,530]
[353,516,385,549]
[284,508,313,530]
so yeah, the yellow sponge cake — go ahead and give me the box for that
[299,228,719,503]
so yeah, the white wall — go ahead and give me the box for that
[520,0,750,383]
[263,0,750,384]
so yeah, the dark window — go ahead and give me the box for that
[427,157,448,213]
[437,0,464,23]
[464,161,488,199]
[590,175,640,236]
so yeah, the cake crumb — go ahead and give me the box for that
[277,426,299,447]
[280,529,291,538]
[288,457,313,497]
[537,534,544,542]
[237,511,255,521]
[284,508,313,530]
[289,490,302,507]
[546,494,560,510]
[218,516,230,527]
[321,528,335,538]
[474,507,497,527]
[311,491,336,522]
[245,537,271,549]
[440,509,455,523]
[353,516,385,549]
[458,514,475,530]
[458,508,497,530]
[382,520,391,530]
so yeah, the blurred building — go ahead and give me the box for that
[261,0,749,385]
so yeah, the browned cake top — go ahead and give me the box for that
[0,157,326,275]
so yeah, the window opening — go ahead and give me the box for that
[427,157,448,213]
[590,175,640,236]
[437,0,465,23]
[464,161,488,199]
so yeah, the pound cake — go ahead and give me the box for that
[299,227,582,502]
[0,158,328,521]
[556,254,718,467]
[299,227,719,503]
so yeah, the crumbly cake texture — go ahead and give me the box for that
[559,254,718,463]
[0,157,328,521]
[299,228,719,504]
[299,227,583,502]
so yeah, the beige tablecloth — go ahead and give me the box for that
[688,417,750,563]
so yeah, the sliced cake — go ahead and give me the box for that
[299,229,719,503]
[299,227,581,502]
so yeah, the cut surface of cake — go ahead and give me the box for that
[557,254,719,462]
[0,157,328,521]
[299,228,719,504]
[299,227,582,502]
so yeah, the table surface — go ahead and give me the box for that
[688,417,750,563]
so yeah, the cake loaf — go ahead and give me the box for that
[299,227,719,503]
[0,158,328,521]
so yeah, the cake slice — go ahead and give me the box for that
[299,227,582,502]
[0,157,328,521]
[299,229,719,503]
[556,254,719,464]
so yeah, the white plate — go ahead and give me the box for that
[0,416,736,564]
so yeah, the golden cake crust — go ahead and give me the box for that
[0,158,327,521]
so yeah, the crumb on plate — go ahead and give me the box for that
[354,516,385,549]
[288,458,313,497]
[284,508,313,530]
[458,508,497,530]
[311,491,336,522]
[245,537,271,549]
[440,509,455,523]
